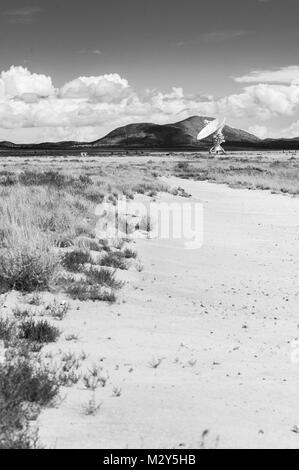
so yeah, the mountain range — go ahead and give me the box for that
[1,116,299,150]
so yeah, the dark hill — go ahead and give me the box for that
[92,116,261,149]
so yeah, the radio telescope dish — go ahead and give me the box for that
[197,118,226,156]
[218,117,226,132]
[197,119,220,141]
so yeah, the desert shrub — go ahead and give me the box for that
[99,251,128,270]
[19,171,70,188]
[132,181,169,195]
[66,280,116,303]
[78,175,93,185]
[65,264,124,301]
[62,249,92,272]
[0,399,37,449]
[0,317,16,343]
[0,173,18,187]
[81,186,105,203]
[12,307,32,320]
[73,236,102,252]
[86,240,102,251]
[37,210,73,235]
[98,239,112,252]
[176,161,189,171]
[0,352,60,448]
[45,300,69,320]
[84,267,124,290]
[18,319,60,343]
[74,220,95,238]
[0,239,59,293]
[123,247,137,259]
[0,357,59,406]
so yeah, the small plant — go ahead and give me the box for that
[79,350,88,361]
[12,307,32,320]
[45,300,69,320]
[112,386,122,397]
[136,260,144,272]
[188,359,197,367]
[25,292,42,306]
[82,394,102,416]
[83,365,102,391]
[58,351,81,386]
[65,333,79,342]
[61,351,81,370]
[83,365,109,390]
[113,239,126,250]
[19,319,60,343]
[58,370,81,387]
[148,357,164,369]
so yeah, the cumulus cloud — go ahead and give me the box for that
[2,64,299,142]
[0,66,55,100]
[235,65,299,84]
[216,83,299,119]
[60,74,131,102]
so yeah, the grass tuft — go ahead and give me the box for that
[18,319,60,343]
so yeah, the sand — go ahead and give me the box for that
[37,176,299,449]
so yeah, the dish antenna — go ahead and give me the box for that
[197,118,226,155]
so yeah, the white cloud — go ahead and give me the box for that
[217,83,299,118]
[78,49,102,55]
[0,66,55,100]
[235,65,299,84]
[3,7,41,24]
[279,120,299,138]
[248,125,268,139]
[3,65,299,142]
[60,74,131,102]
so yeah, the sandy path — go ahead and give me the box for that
[39,178,299,449]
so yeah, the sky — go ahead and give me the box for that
[1,0,299,142]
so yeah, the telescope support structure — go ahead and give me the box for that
[209,130,226,155]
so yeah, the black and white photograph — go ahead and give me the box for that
[0,0,299,453]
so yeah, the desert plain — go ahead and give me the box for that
[0,151,299,448]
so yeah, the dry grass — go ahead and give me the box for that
[0,167,151,298]
[166,156,299,195]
